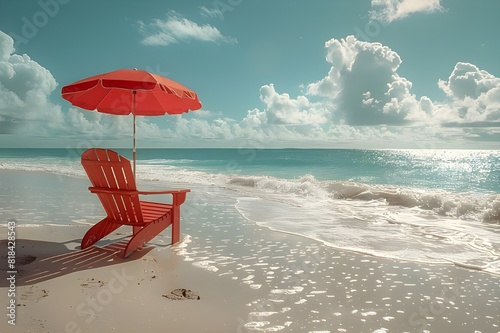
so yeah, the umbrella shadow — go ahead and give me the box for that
[0,238,154,287]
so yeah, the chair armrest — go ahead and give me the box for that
[88,187,139,195]
[138,189,190,206]
[137,189,191,195]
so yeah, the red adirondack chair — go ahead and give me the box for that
[80,148,190,258]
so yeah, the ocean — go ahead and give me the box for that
[1,148,499,275]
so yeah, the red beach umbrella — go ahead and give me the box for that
[61,68,202,175]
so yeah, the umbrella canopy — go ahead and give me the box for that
[61,68,202,175]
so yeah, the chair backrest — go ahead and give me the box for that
[81,148,143,224]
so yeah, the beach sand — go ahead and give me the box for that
[1,171,500,332]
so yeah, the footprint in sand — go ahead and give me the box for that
[80,278,105,288]
[80,278,106,295]
[20,285,49,302]
[162,289,200,300]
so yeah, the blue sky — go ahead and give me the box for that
[0,0,499,148]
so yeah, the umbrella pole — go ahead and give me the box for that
[133,114,136,177]
[133,91,136,178]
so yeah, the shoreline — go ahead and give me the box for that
[1,170,500,332]
[1,168,500,274]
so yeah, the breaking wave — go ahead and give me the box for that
[226,174,500,224]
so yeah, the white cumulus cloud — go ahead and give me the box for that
[308,36,431,126]
[0,30,64,134]
[249,84,330,126]
[139,10,237,46]
[436,62,500,126]
[370,0,444,23]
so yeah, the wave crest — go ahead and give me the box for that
[227,175,500,223]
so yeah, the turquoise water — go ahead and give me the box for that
[1,148,500,274]
[1,148,499,193]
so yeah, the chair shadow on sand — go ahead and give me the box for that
[0,237,154,287]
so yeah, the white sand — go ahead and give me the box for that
[2,223,261,333]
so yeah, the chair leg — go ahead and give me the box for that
[171,192,187,244]
[123,213,172,258]
[171,205,181,244]
[81,218,121,249]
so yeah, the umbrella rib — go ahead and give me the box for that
[94,81,134,114]
[150,92,167,115]
[94,90,115,112]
